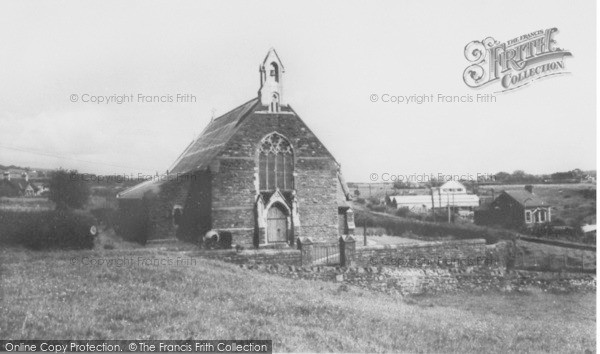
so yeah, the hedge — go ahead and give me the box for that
[355,209,517,244]
[0,210,96,250]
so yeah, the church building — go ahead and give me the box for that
[117,49,354,247]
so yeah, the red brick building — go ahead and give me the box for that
[117,49,354,247]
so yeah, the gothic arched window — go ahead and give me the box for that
[270,93,280,113]
[258,133,293,191]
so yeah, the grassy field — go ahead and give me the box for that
[0,246,595,352]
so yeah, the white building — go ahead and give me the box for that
[390,181,479,213]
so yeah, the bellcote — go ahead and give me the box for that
[259,48,285,112]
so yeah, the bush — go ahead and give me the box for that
[90,207,118,229]
[0,210,96,250]
[367,204,386,213]
[49,169,91,210]
[395,207,410,217]
[367,197,380,205]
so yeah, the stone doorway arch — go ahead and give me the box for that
[267,203,288,243]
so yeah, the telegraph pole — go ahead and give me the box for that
[447,193,451,223]
[430,187,436,222]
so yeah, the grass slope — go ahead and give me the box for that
[0,247,595,352]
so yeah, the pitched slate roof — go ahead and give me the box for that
[502,190,548,207]
[169,98,259,174]
[117,98,258,199]
[116,179,162,199]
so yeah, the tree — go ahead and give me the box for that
[571,168,583,178]
[494,171,511,183]
[49,169,91,210]
[385,195,393,206]
[511,170,526,181]
[392,181,407,190]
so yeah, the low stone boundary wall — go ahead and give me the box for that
[189,237,513,271]
[240,263,596,295]
[190,248,301,266]
[352,238,508,269]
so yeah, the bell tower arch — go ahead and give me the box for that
[259,48,285,112]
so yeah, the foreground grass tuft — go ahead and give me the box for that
[0,247,595,352]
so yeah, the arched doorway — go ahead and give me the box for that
[267,203,288,243]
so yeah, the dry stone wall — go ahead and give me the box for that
[240,263,596,295]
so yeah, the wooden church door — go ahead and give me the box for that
[267,204,288,243]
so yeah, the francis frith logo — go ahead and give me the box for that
[463,28,571,92]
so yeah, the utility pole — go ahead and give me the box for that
[447,193,451,223]
[452,193,455,223]
[430,187,436,222]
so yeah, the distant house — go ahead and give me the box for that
[34,183,49,196]
[23,183,38,197]
[438,180,467,194]
[2,170,29,182]
[390,181,479,213]
[582,175,596,184]
[483,187,551,228]
[24,184,34,197]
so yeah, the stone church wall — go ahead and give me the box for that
[146,179,188,241]
[215,111,341,244]
[294,158,339,241]
[130,110,344,246]
[210,158,256,247]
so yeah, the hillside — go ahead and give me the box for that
[0,247,595,352]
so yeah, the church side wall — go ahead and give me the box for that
[210,159,256,247]
[179,172,212,242]
[141,171,213,242]
[145,179,188,241]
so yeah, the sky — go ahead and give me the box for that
[0,0,596,182]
